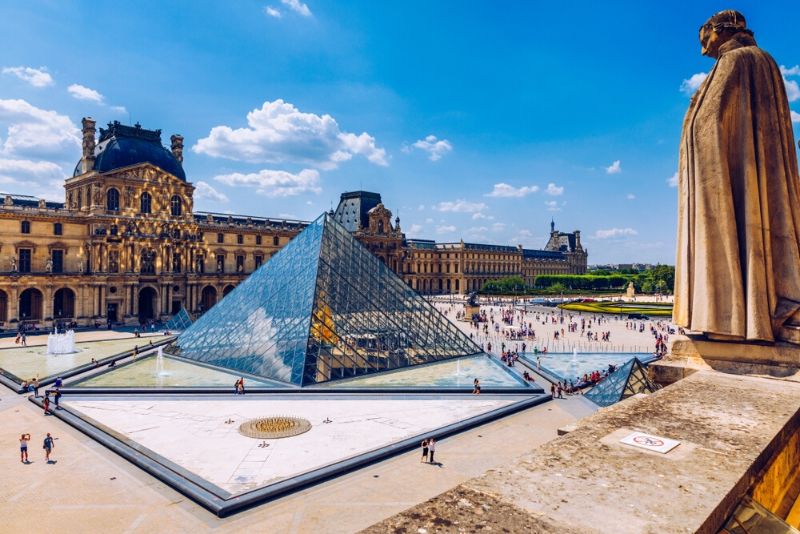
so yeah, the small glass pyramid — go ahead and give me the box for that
[169,213,482,386]
[584,357,657,407]
[164,307,193,331]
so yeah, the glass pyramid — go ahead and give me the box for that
[164,307,193,331]
[169,213,482,386]
[584,357,657,407]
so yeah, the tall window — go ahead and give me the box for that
[140,191,152,214]
[51,250,64,273]
[21,221,31,234]
[236,255,245,273]
[53,222,63,236]
[109,250,119,273]
[18,249,32,273]
[172,253,182,273]
[254,255,263,269]
[217,233,224,244]
[140,249,156,274]
[106,188,120,211]
[273,236,279,246]
[216,254,225,273]
[237,234,243,245]
[255,235,262,245]
[170,195,181,216]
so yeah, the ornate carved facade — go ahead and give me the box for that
[0,120,587,330]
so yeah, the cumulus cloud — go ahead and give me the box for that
[436,224,456,234]
[471,212,494,220]
[792,110,800,123]
[605,160,621,174]
[405,135,452,161]
[407,223,423,236]
[264,6,282,17]
[485,182,539,198]
[67,83,104,103]
[194,181,229,203]
[544,200,560,212]
[0,98,80,158]
[667,172,679,187]
[626,193,636,200]
[545,182,564,196]
[193,99,386,170]
[782,65,800,77]
[2,66,53,87]
[781,65,800,102]
[281,0,311,16]
[680,72,708,95]
[594,227,638,239]
[0,158,66,201]
[435,199,487,213]
[214,168,321,197]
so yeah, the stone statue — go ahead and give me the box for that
[626,281,635,299]
[10,256,16,272]
[674,10,800,343]
[45,259,53,273]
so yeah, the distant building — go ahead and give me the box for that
[0,119,587,330]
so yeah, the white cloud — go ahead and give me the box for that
[471,212,494,220]
[605,160,621,174]
[424,218,434,224]
[781,65,800,77]
[264,6,282,17]
[417,204,425,211]
[486,182,539,198]
[194,181,229,203]
[626,193,636,200]
[0,158,66,201]
[407,135,452,161]
[109,105,127,114]
[67,83,104,103]
[2,66,53,87]
[281,0,312,16]
[193,99,386,169]
[594,227,638,239]
[680,72,708,95]
[435,199,486,213]
[544,200,560,212]
[491,222,505,232]
[214,168,321,197]
[407,223,423,236]
[0,98,80,158]
[667,172,679,187]
[436,224,456,234]
[792,110,800,123]
[545,182,564,196]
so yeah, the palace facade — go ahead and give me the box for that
[0,119,586,329]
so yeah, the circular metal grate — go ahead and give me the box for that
[238,416,312,439]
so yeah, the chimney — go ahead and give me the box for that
[81,117,96,173]
[170,134,184,164]
[574,230,581,250]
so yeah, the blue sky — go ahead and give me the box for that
[1,1,798,264]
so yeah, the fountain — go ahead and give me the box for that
[46,328,77,355]
[155,346,170,386]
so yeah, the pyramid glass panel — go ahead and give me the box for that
[164,307,193,331]
[585,357,657,407]
[169,214,481,386]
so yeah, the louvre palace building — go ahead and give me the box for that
[0,118,587,329]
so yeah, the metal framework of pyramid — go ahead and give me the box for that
[584,357,657,407]
[164,307,193,331]
[169,213,482,386]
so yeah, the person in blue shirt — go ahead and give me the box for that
[43,433,55,463]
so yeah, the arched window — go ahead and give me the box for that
[140,192,152,214]
[170,195,182,216]
[106,188,120,211]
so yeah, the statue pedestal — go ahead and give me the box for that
[650,334,800,386]
[463,305,481,321]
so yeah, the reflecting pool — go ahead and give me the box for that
[521,352,656,382]
[73,355,284,388]
[0,337,159,382]
[319,354,528,388]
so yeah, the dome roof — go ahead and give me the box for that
[74,121,186,181]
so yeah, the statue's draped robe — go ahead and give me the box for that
[675,35,800,342]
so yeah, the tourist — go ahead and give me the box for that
[19,433,30,463]
[233,378,240,394]
[133,346,138,360]
[33,378,40,398]
[54,377,63,388]
[21,332,26,346]
[472,378,481,395]
[53,389,62,410]
[42,394,50,415]
[237,378,245,395]
[91,358,99,368]
[557,382,564,399]
[420,439,429,463]
[43,433,55,463]
[550,382,556,398]
[428,438,436,464]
